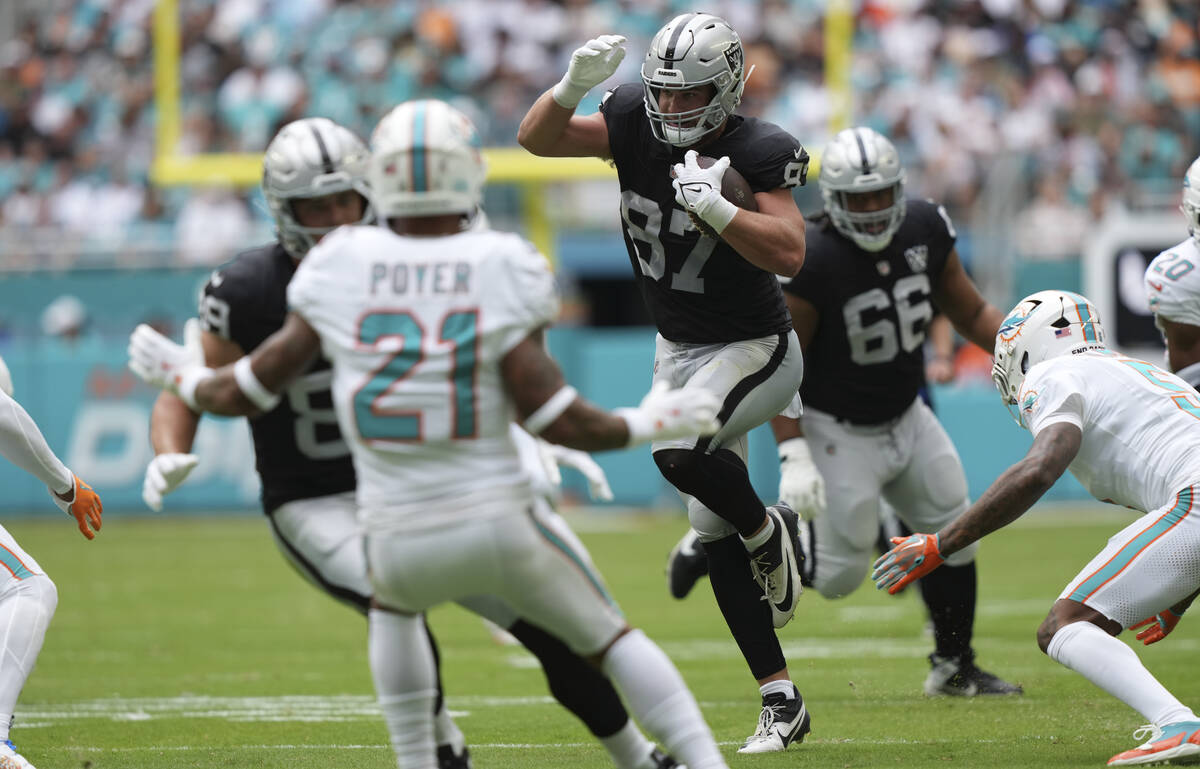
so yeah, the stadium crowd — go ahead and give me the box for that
[0,0,1196,267]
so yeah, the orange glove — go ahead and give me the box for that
[871,533,945,595]
[51,474,103,540]
[1130,608,1183,645]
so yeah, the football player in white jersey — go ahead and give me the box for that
[874,290,1200,767]
[1145,155,1200,389]
[0,358,103,769]
[129,99,732,769]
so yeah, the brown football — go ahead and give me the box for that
[696,155,758,212]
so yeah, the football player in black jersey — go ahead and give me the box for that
[770,127,1022,696]
[520,13,814,753]
[144,117,684,769]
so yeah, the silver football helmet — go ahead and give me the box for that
[641,13,745,147]
[262,117,371,258]
[992,290,1106,418]
[820,127,906,252]
[368,99,486,222]
[1182,155,1200,247]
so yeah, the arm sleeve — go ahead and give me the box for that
[1019,365,1085,435]
[0,389,72,492]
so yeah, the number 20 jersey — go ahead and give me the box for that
[1019,351,1200,511]
[288,224,559,524]
[600,83,806,344]
[1145,237,1200,327]
[199,243,355,514]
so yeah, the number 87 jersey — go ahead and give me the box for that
[287,224,560,520]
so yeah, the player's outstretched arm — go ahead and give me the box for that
[516,35,621,158]
[0,388,103,537]
[144,330,244,511]
[130,314,318,417]
[502,331,720,452]
[934,249,1005,352]
[873,421,1081,593]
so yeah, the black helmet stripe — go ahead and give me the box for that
[853,128,871,175]
[309,123,335,175]
[664,13,698,62]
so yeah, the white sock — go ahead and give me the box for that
[1047,621,1197,726]
[369,609,439,769]
[0,573,56,740]
[760,679,796,700]
[599,719,655,769]
[602,629,727,769]
[740,512,774,552]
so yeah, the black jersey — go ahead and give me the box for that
[198,243,356,514]
[784,199,957,424]
[600,83,807,344]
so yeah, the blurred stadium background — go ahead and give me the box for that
[0,0,1195,513]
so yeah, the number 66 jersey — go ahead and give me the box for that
[287,224,560,527]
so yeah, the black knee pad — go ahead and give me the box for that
[655,448,763,537]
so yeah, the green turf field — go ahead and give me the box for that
[7,503,1196,768]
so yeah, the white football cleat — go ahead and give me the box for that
[0,739,35,769]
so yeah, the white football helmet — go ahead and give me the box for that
[0,353,12,398]
[820,127,906,252]
[641,13,745,147]
[1182,155,1200,247]
[262,117,371,258]
[368,100,486,222]
[992,290,1106,412]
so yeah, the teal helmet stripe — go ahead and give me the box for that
[411,101,427,193]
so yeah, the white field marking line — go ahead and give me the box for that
[53,736,1017,753]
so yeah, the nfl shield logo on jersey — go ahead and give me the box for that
[903,245,929,272]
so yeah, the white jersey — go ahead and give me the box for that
[1018,350,1200,511]
[1145,237,1200,327]
[288,224,559,528]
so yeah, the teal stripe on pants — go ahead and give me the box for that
[530,514,619,610]
[1069,488,1192,603]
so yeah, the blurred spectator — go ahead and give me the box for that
[174,187,253,266]
[0,0,1194,272]
[40,294,88,342]
[1014,174,1091,261]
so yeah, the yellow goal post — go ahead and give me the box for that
[151,0,851,260]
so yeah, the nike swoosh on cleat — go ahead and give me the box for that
[772,548,795,612]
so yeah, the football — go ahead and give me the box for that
[682,156,757,238]
[696,155,758,213]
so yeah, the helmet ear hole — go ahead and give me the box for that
[1020,351,1029,375]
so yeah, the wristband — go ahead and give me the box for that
[233,356,281,412]
[694,193,738,235]
[176,366,215,412]
[552,76,588,110]
[777,436,812,463]
[523,385,578,435]
[614,407,652,448]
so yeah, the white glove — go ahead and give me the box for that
[672,150,739,236]
[128,318,212,410]
[616,382,721,447]
[553,34,627,109]
[537,440,614,501]
[142,453,200,512]
[778,437,826,521]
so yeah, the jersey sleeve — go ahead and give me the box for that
[198,261,260,348]
[1145,247,1200,327]
[480,237,560,354]
[286,232,346,331]
[598,83,644,163]
[1018,362,1085,435]
[739,125,808,193]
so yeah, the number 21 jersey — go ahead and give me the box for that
[288,225,559,522]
